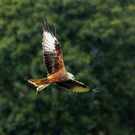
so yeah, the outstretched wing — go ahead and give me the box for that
[42,21,65,74]
[58,79,89,93]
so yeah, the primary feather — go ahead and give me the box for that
[42,31,56,52]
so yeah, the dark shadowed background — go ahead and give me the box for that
[0,0,135,134]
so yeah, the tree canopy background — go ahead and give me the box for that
[0,0,135,134]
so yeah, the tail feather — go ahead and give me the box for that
[28,78,50,92]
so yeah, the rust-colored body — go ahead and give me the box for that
[47,67,67,83]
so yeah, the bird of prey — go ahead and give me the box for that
[28,20,89,93]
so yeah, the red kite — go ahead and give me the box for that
[28,21,89,93]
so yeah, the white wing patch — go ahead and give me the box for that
[42,31,57,53]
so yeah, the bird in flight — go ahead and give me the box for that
[28,20,89,93]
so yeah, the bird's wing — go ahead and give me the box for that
[42,21,65,74]
[58,79,89,93]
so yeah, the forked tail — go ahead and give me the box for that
[28,78,50,92]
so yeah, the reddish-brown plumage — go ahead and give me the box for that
[28,20,89,93]
[47,67,66,83]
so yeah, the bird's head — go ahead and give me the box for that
[67,72,75,80]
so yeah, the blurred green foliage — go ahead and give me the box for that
[0,0,135,134]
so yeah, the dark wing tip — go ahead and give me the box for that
[41,18,56,37]
[42,18,50,32]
